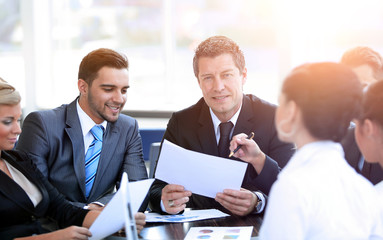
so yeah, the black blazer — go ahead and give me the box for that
[341,127,383,185]
[0,151,88,240]
[149,94,295,213]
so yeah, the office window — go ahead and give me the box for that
[0,0,24,104]
[2,0,383,114]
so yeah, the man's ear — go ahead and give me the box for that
[78,79,88,95]
[286,100,299,122]
[362,119,375,139]
[241,67,247,85]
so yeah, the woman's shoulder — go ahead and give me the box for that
[2,150,37,172]
[3,150,29,161]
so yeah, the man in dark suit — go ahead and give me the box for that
[16,48,148,210]
[340,46,383,185]
[149,36,295,216]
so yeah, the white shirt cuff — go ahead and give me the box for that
[160,200,167,212]
[160,199,181,214]
[254,191,266,213]
[83,201,105,209]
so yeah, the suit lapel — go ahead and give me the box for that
[65,100,86,196]
[0,152,49,216]
[0,171,35,213]
[196,96,256,157]
[197,101,219,156]
[233,95,256,137]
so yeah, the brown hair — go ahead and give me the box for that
[341,46,383,80]
[78,48,129,86]
[282,62,362,142]
[193,36,245,78]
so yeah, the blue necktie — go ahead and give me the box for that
[85,125,104,198]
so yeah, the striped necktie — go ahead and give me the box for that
[85,125,104,198]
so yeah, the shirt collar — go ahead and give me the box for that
[284,140,343,172]
[76,100,107,136]
[210,104,242,142]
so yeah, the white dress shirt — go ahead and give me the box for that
[76,100,107,153]
[376,181,383,200]
[259,141,383,240]
[209,106,241,144]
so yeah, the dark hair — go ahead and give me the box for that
[78,48,129,85]
[359,80,383,127]
[282,62,362,142]
[341,46,383,80]
[193,36,245,78]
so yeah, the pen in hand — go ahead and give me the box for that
[228,132,255,158]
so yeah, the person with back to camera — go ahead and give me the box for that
[230,62,383,239]
[149,36,295,216]
[340,46,383,185]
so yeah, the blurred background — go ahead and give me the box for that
[1,0,383,128]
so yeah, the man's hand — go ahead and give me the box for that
[135,212,146,234]
[215,188,257,216]
[230,133,266,174]
[14,226,92,240]
[161,184,192,214]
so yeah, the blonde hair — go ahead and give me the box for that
[0,77,21,105]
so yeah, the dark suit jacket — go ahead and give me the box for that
[149,94,295,213]
[0,151,88,240]
[341,127,383,185]
[16,99,148,208]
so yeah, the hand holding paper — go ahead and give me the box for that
[155,140,247,198]
[161,184,192,214]
[215,188,258,216]
[88,177,154,240]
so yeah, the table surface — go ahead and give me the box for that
[109,212,263,240]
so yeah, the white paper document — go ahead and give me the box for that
[184,226,253,240]
[155,140,248,198]
[89,178,154,240]
[145,209,229,223]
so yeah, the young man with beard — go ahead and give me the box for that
[16,48,148,213]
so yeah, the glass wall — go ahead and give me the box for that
[1,0,383,115]
[0,0,24,104]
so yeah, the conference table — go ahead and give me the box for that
[107,210,263,239]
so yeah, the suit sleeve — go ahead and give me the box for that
[148,113,178,213]
[16,112,89,208]
[122,118,148,181]
[16,112,50,178]
[243,119,295,196]
[33,162,89,227]
[120,118,149,212]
